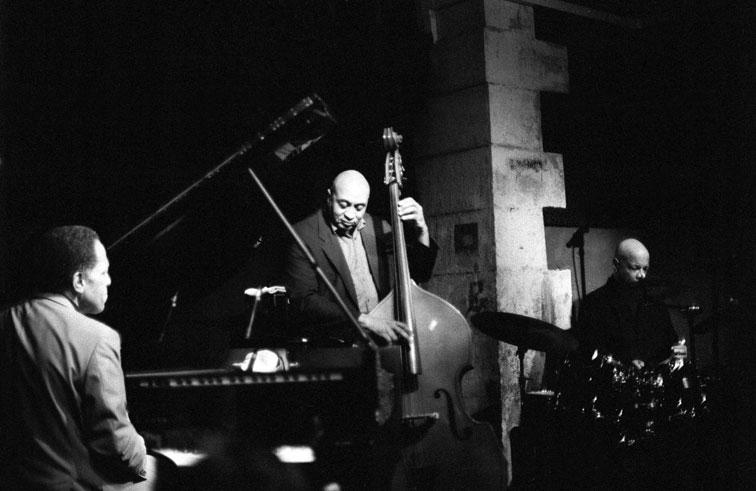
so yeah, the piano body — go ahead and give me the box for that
[126,346,381,487]
[103,96,388,487]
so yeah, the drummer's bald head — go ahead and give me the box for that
[613,238,650,285]
[614,239,649,262]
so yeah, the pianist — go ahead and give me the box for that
[0,225,150,490]
[282,169,438,345]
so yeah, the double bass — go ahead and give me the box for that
[372,128,507,490]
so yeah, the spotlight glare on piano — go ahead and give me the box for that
[274,445,316,464]
[152,448,208,467]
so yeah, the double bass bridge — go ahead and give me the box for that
[402,412,440,428]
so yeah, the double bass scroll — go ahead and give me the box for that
[372,128,507,490]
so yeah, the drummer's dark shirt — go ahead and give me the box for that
[575,276,678,365]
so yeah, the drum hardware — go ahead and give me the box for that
[470,311,579,422]
[470,312,578,490]
[551,351,631,422]
[470,311,580,440]
[663,302,701,369]
[551,349,712,447]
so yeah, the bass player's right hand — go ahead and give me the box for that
[358,313,410,343]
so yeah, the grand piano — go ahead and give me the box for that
[102,95,385,488]
[103,94,339,367]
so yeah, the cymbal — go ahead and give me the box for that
[470,311,579,356]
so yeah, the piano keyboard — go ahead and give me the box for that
[127,368,345,389]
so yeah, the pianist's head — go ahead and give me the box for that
[30,225,112,314]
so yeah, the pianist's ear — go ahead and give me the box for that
[72,271,86,294]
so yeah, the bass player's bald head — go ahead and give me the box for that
[331,170,370,197]
[327,170,371,235]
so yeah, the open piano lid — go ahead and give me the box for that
[102,95,337,370]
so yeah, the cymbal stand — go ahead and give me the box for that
[517,347,529,401]
[510,347,537,489]
[683,304,700,367]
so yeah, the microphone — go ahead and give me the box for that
[566,226,589,248]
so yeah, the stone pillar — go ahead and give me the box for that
[414,0,570,481]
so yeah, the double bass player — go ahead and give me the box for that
[282,168,438,490]
[283,131,506,491]
[282,169,438,346]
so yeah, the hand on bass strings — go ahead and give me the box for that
[397,197,430,246]
[359,313,411,343]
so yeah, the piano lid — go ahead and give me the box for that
[101,95,337,370]
[108,94,337,253]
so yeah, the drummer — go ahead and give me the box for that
[574,238,686,370]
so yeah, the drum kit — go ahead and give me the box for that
[470,311,710,447]
[551,350,709,446]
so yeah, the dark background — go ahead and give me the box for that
[1,0,755,366]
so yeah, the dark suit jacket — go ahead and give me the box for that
[282,208,438,343]
[575,277,678,365]
[0,294,146,491]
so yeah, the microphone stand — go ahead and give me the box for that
[244,288,263,340]
[566,226,588,301]
[245,168,378,353]
[157,292,179,343]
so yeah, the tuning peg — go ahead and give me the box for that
[382,127,403,151]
